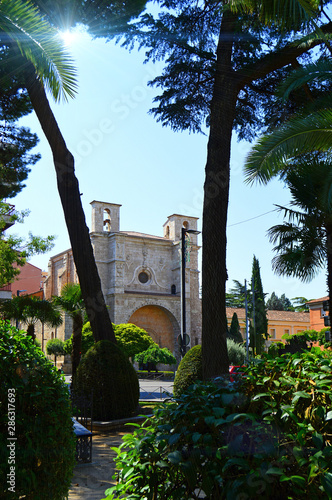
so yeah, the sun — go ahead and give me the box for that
[60,29,77,46]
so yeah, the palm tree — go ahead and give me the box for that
[266,160,332,315]
[0,295,62,341]
[244,60,332,314]
[53,283,85,378]
[0,0,116,343]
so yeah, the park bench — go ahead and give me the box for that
[70,391,93,463]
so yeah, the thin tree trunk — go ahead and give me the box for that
[202,11,237,379]
[27,323,36,341]
[24,64,116,343]
[72,314,83,378]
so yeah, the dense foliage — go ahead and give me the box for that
[227,312,243,343]
[173,345,202,398]
[74,321,156,359]
[174,341,247,397]
[0,295,62,341]
[73,340,139,420]
[104,349,332,499]
[46,337,65,356]
[0,202,55,288]
[0,320,75,500]
[250,255,268,355]
[135,346,176,368]
[114,323,156,358]
[227,338,246,365]
[266,292,294,311]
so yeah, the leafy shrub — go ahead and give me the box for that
[103,349,332,500]
[268,341,285,357]
[174,340,246,397]
[114,323,156,358]
[73,340,139,420]
[0,320,75,500]
[69,322,156,359]
[46,337,65,356]
[227,338,246,365]
[173,345,202,397]
[135,346,176,367]
[64,321,95,356]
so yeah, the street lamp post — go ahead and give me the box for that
[180,227,200,358]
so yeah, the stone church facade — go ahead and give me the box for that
[44,201,201,362]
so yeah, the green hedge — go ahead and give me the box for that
[103,349,332,499]
[0,321,75,500]
[73,340,140,420]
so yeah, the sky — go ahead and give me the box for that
[7,28,327,303]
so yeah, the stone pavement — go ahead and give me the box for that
[68,427,129,500]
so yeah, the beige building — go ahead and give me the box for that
[226,307,310,344]
[44,201,201,362]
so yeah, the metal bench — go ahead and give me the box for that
[72,417,92,463]
[70,391,93,463]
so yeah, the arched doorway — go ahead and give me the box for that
[129,305,178,354]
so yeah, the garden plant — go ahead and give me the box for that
[0,320,75,500]
[104,348,332,499]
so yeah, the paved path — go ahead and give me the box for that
[68,428,127,500]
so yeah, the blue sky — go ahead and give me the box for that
[8,29,326,303]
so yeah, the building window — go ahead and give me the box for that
[138,271,149,284]
[284,329,290,336]
[171,284,176,295]
[270,328,276,339]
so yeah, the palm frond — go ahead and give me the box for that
[278,58,332,101]
[229,0,319,29]
[0,0,77,101]
[244,109,332,184]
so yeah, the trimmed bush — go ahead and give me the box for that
[174,340,246,397]
[46,337,65,356]
[173,345,202,397]
[0,320,75,500]
[73,340,140,420]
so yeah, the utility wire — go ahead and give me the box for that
[228,208,279,227]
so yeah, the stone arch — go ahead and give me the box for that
[128,305,180,356]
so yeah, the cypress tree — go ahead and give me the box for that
[228,312,243,344]
[251,256,268,355]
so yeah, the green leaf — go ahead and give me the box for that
[266,467,284,476]
[321,472,332,496]
[168,451,182,464]
[168,433,181,445]
[192,432,201,443]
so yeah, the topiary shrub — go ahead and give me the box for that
[0,320,75,500]
[173,345,202,397]
[73,340,140,420]
[174,340,246,397]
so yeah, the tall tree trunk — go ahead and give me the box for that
[202,11,237,379]
[24,64,116,343]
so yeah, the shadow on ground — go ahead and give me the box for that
[68,428,128,500]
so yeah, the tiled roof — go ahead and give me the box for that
[306,296,329,305]
[226,307,310,323]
